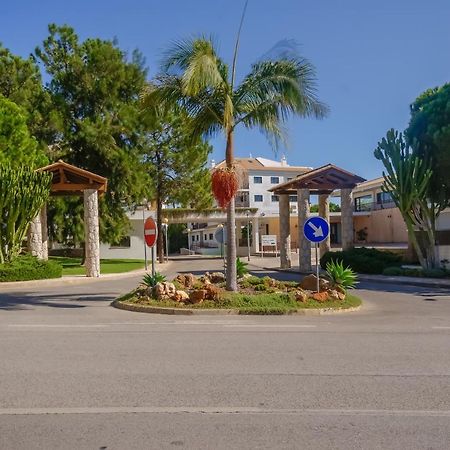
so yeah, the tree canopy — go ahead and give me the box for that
[0,96,46,168]
[406,83,450,209]
[35,24,151,245]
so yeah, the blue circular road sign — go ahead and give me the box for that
[303,216,330,243]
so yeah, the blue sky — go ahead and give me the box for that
[1,0,449,180]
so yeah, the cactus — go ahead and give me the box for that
[0,165,52,263]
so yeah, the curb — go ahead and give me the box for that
[111,300,362,316]
[257,266,450,290]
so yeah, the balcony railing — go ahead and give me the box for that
[354,201,396,212]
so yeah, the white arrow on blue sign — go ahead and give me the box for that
[303,216,330,243]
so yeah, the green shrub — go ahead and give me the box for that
[0,255,62,282]
[325,259,358,290]
[320,247,402,274]
[142,272,166,287]
[422,268,447,278]
[382,266,405,276]
[236,257,249,278]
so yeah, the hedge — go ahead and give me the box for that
[0,255,62,282]
[320,247,402,274]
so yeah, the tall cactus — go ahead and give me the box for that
[374,129,437,269]
[0,166,52,263]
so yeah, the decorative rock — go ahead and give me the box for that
[210,272,226,283]
[328,289,341,300]
[311,291,329,302]
[190,290,206,304]
[295,290,309,303]
[204,284,222,301]
[153,282,177,300]
[173,290,190,302]
[175,274,197,288]
[299,274,330,292]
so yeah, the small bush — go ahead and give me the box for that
[142,272,166,287]
[321,247,402,274]
[422,268,447,278]
[382,267,448,278]
[0,255,62,282]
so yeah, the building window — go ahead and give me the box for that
[289,195,297,202]
[354,195,372,212]
[270,176,279,184]
[376,192,393,204]
[253,176,262,184]
[192,235,195,242]
[204,234,207,240]
[254,194,263,202]
[209,233,213,240]
[271,195,279,202]
[110,236,131,248]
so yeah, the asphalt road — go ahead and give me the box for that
[0,257,449,450]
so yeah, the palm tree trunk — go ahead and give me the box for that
[225,130,237,291]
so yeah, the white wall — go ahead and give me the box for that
[99,218,148,260]
[248,170,297,214]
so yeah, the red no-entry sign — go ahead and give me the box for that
[144,217,157,247]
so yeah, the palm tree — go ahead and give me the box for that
[142,36,327,291]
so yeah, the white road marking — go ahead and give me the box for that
[0,407,448,417]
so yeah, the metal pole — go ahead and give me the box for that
[187,229,191,254]
[316,243,320,293]
[165,225,169,262]
[142,208,148,271]
[151,245,155,276]
[247,218,250,261]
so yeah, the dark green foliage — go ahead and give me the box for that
[35,24,151,246]
[142,272,167,288]
[0,256,62,282]
[168,223,188,254]
[236,257,249,278]
[0,44,53,144]
[382,266,448,278]
[325,259,358,290]
[406,83,450,208]
[320,248,402,274]
[0,166,52,263]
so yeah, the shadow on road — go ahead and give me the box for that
[0,292,115,311]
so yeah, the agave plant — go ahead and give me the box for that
[142,272,166,288]
[236,257,249,278]
[325,259,358,290]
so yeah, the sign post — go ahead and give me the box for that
[144,217,157,276]
[303,217,330,293]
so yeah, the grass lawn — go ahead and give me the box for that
[50,257,145,276]
[120,291,362,314]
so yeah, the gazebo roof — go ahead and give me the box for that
[37,160,107,196]
[269,164,365,195]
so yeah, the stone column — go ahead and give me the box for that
[40,204,48,260]
[251,218,260,254]
[318,194,331,255]
[27,211,44,259]
[279,194,291,268]
[341,188,354,250]
[84,189,100,277]
[298,188,311,272]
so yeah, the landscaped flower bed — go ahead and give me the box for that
[115,270,361,315]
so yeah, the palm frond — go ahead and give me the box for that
[161,36,228,97]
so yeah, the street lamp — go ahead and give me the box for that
[245,210,251,261]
